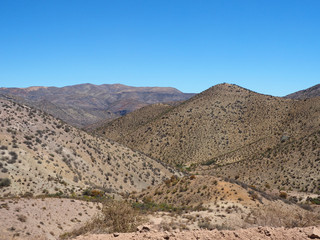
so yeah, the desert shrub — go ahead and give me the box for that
[142,196,153,204]
[307,197,320,205]
[101,201,143,232]
[24,135,33,141]
[91,189,104,197]
[9,151,18,160]
[82,188,92,196]
[170,175,179,182]
[164,178,171,187]
[61,200,143,238]
[82,189,104,198]
[245,203,320,228]
[73,176,79,183]
[202,159,217,166]
[17,214,27,222]
[64,126,71,132]
[198,219,214,230]
[21,192,33,198]
[248,190,260,201]
[279,192,288,199]
[289,196,298,203]
[0,178,11,188]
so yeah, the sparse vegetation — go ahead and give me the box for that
[279,192,288,199]
[2,83,320,239]
[0,98,175,197]
[61,200,143,238]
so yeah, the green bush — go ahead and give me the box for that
[308,197,320,205]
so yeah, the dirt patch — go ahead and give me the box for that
[0,198,101,240]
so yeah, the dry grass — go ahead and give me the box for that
[245,202,320,228]
[129,175,320,232]
[130,175,254,210]
[61,200,144,239]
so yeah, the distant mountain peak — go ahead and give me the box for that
[286,84,320,99]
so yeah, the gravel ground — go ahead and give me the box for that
[0,197,101,240]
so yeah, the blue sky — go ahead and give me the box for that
[0,0,319,96]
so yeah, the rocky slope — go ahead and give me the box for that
[92,103,176,141]
[0,97,177,197]
[96,83,320,168]
[129,175,319,231]
[202,127,320,193]
[0,84,195,127]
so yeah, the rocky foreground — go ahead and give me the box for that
[76,226,320,240]
[75,225,320,240]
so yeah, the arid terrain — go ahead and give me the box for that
[73,225,320,240]
[286,83,320,99]
[0,97,177,197]
[96,83,320,169]
[91,103,176,140]
[0,197,101,240]
[1,83,320,240]
[0,84,194,127]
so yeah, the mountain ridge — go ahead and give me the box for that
[0,83,195,127]
[286,84,320,99]
[0,96,178,197]
[94,83,320,175]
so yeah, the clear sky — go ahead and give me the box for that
[0,0,319,96]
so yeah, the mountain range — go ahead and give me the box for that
[0,83,195,128]
[95,84,320,165]
[1,82,320,239]
[93,83,320,193]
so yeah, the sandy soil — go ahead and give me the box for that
[1,196,320,240]
[0,197,101,240]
